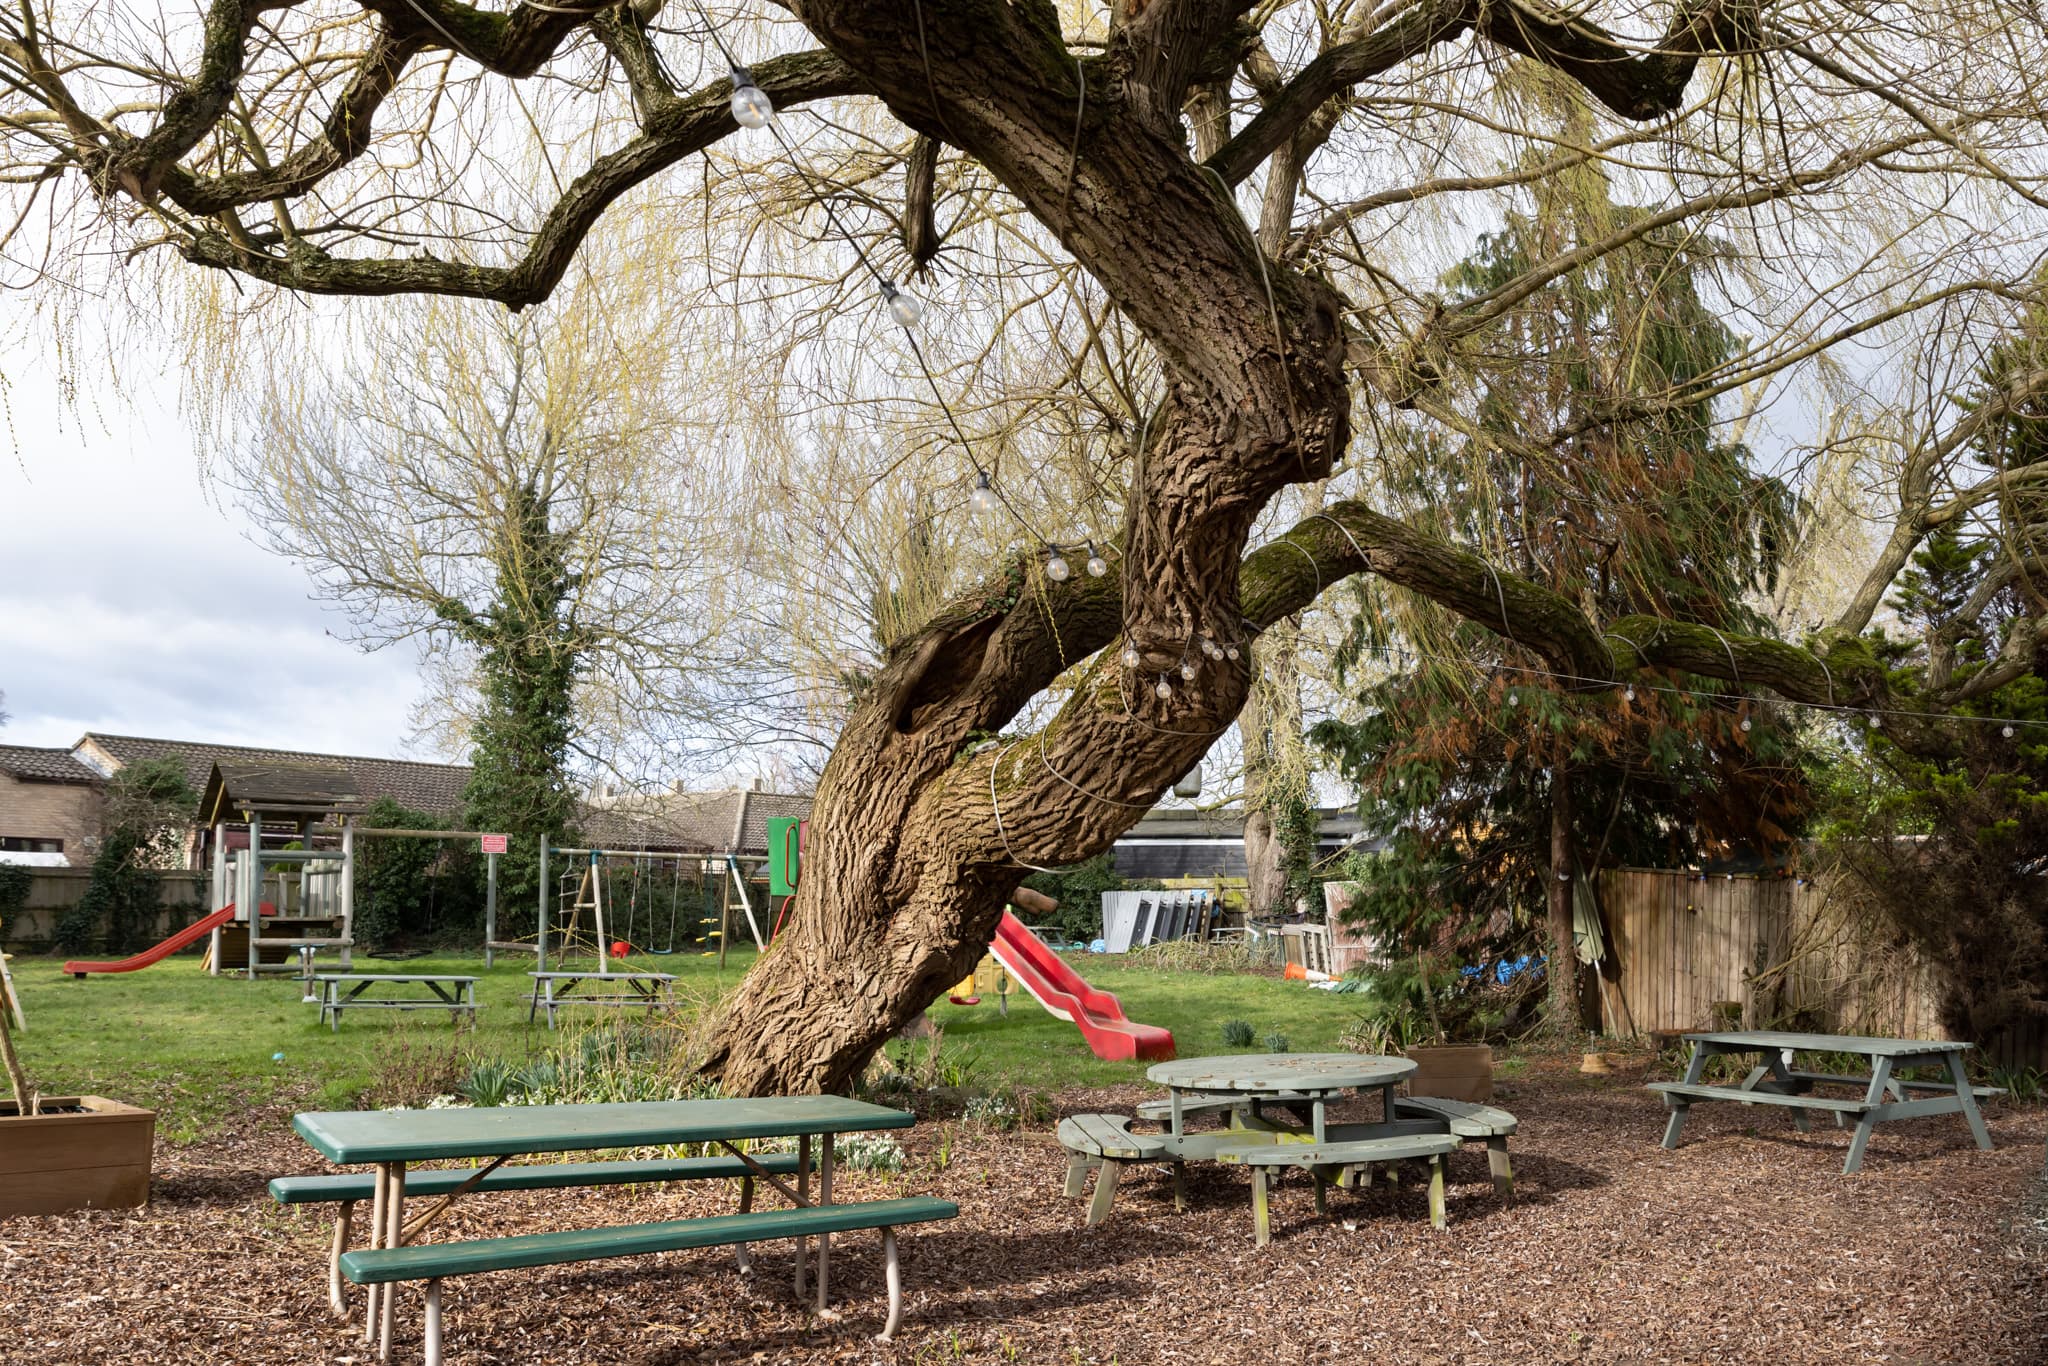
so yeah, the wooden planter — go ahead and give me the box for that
[0,1096,155,1216]
[1404,1045,1494,1102]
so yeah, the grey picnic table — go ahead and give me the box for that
[1145,1053,1420,1152]
[292,1095,914,1360]
[526,970,675,1028]
[313,975,481,1031]
[1648,1029,1998,1174]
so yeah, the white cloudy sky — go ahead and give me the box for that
[0,337,431,759]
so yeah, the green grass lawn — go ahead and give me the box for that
[2,946,1367,1139]
[931,960,1364,1091]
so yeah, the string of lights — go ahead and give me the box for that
[1325,637,2047,736]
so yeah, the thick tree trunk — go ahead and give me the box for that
[699,0,1354,1095]
[1546,755,1580,1033]
[691,0,1886,1095]
[1239,625,1310,919]
[1242,810,1288,918]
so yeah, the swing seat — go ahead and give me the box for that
[949,994,981,1006]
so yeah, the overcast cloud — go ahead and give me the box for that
[1,342,430,760]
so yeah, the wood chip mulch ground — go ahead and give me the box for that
[3,1055,2045,1365]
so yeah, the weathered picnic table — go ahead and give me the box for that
[289,1095,934,1361]
[313,975,481,1031]
[1647,1030,1999,1174]
[526,970,674,1028]
[1146,1053,1417,1147]
[1056,1052,1504,1244]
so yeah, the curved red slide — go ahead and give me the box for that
[989,912,1175,1062]
[63,902,266,977]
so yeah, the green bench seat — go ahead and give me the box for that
[1393,1096,1518,1198]
[276,1154,806,1320]
[1777,1071,2005,1099]
[1647,1082,1874,1112]
[1215,1133,1459,1245]
[342,1196,957,1360]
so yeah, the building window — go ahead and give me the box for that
[0,837,62,853]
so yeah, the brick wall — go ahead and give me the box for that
[0,772,104,863]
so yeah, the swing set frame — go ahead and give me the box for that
[535,837,768,973]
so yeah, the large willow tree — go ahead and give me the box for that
[8,0,2048,1091]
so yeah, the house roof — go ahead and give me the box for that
[582,788,814,857]
[1117,806,1366,840]
[75,733,471,817]
[66,732,814,853]
[0,744,102,786]
[1109,806,1367,881]
[736,791,811,855]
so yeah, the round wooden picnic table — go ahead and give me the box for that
[1147,1053,1416,1144]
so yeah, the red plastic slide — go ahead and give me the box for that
[63,902,264,978]
[988,912,1175,1062]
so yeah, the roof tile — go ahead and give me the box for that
[0,744,102,785]
[78,733,469,816]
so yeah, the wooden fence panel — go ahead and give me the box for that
[1598,869,1960,1046]
[1596,869,2048,1069]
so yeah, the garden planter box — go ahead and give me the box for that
[1404,1045,1494,1102]
[0,1096,155,1216]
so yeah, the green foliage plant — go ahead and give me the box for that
[458,477,584,922]
[1220,1019,1255,1047]
[0,863,31,920]
[1020,853,1159,944]
[353,797,446,949]
[55,757,196,954]
[1820,520,2047,1053]
[1312,200,1814,1029]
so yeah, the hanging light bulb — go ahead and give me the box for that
[1179,656,1198,681]
[728,66,773,128]
[1154,674,1173,700]
[1120,642,1142,670]
[1085,542,1109,578]
[2003,724,2016,739]
[1508,690,1520,705]
[879,280,923,328]
[1045,549,1072,582]
[1624,685,1636,703]
[968,471,997,515]
[1199,636,1223,660]
[1224,642,1241,661]
[1740,715,1753,732]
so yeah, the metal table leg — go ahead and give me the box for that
[794,1134,810,1297]
[816,1131,834,1309]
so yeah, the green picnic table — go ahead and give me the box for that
[1647,1030,1999,1174]
[293,1096,918,1360]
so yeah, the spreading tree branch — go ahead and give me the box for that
[177,51,863,306]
